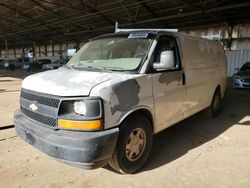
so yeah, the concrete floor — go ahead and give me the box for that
[0,70,250,188]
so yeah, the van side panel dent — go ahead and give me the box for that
[90,74,154,130]
[101,79,140,114]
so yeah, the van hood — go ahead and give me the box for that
[236,70,250,77]
[22,68,136,96]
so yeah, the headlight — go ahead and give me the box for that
[233,75,240,79]
[74,101,87,115]
[59,98,102,118]
[58,98,103,131]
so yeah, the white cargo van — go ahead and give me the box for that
[15,30,227,174]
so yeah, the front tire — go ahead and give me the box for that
[204,89,221,117]
[109,115,153,174]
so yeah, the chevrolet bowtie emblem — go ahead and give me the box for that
[29,102,38,112]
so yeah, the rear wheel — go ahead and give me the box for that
[109,115,153,174]
[204,89,221,117]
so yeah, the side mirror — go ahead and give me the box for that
[153,51,175,70]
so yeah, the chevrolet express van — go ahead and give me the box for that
[15,30,227,174]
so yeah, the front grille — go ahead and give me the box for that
[20,89,60,127]
[21,90,60,108]
[21,107,56,127]
[241,78,250,83]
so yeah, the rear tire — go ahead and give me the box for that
[109,115,153,174]
[204,89,221,117]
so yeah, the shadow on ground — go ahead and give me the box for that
[142,87,250,172]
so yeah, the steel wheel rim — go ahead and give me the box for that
[125,128,146,162]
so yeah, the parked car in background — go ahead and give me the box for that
[4,58,23,70]
[42,59,68,71]
[233,61,250,89]
[0,59,6,69]
[23,59,52,72]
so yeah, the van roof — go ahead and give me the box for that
[92,30,220,44]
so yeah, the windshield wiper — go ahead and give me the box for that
[104,67,130,72]
[85,66,105,71]
[70,65,112,72]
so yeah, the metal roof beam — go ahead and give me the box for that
[179,0,218,19]
[29,0,89,30]
[80,2,114,25]
[63,2,250,36]
[136,0,158,18]
[0,0,158,37]
[0,2,62,36]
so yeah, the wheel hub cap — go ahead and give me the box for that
[125,128,146,161]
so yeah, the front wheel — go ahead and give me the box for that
[109,115,153,174]
[204,89,221,117]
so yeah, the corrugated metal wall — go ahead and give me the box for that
[225,50,250,77]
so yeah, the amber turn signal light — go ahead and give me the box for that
[57,119,101,130]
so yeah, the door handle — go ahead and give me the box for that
[182,73,186,85]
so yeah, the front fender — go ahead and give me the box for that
[116,105,155,133]
[90,74,154,131]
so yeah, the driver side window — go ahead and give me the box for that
[153,36,181,71]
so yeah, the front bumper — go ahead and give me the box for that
[14,109,119,169]
[42,66,54,71]
[232,78,250,89]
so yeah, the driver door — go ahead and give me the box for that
[151,36,187,133]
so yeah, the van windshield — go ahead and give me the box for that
[66,36,153,72]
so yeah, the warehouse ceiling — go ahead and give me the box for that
[1,0,250,48]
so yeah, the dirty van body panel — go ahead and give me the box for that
[90,74,154,131]
[178,35,227,117]
[150,34,187,133]
[152,71,186,133]
[21,68,120,96]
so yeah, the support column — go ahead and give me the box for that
[45,44,47,56]
[33,41,36,60]
[226,24,234,51]
[22,47,25,61]
[14,47,16,58]
[59,43,62,59]
[76,41,80,51]
[51,41,54,57]
[39,45,41,57]
[5,39,9,61]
